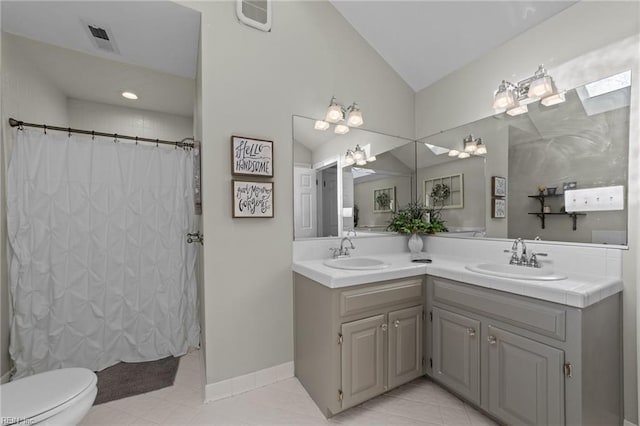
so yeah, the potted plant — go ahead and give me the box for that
[387,201,447,255]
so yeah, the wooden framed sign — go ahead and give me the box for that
[231,135,273,177]
[232,180,274,218]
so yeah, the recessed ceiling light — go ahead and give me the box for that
[121,91,138,100]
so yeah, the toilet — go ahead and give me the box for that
[0,368,97,425]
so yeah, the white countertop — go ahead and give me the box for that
[292,253,623,308]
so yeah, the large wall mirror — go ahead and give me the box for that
[418,70,631,246]
[293,115,414,240]
[293,71,631,245]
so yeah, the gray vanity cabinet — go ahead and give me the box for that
[388,305,424,389]
[340,314,386,408]
[487,325,564,425]
[426,276,621,426]
[294,273,425,417]
[432,307,480,405]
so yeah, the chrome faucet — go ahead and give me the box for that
[504,238,547,268]
[330,236,356,258]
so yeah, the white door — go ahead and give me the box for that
[294,166,317,238]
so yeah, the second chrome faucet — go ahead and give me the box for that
[504,238,547,268]
[330,236,356,259]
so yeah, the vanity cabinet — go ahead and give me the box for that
[426,276,621,426]
[432,307,480,405]
[294,274,425,417]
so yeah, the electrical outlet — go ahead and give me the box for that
[564,185,624,212]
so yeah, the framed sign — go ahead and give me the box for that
[232,180,274,218]
[492,198,506,219]
[491,176,506,197]
[231,136,273,177]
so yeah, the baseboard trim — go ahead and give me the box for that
[624,420,638,426]
[204,361,294,402]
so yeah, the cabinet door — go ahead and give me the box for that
[341,314,386,409]
[388,305,423,389]
[432,307,480,404]
[488,326,564,425]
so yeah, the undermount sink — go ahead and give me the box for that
[465,263,567,281]
[323,257,390,270]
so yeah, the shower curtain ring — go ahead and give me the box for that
[68,128,71,138]
[114,133,118,143]
[92,131,95,141]
[135,136,138,145]
[175,142,178,150]
[43,125,47,134]
[18,122,24,130]
[156,139,159,148]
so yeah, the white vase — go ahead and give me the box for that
[408,233,423,255]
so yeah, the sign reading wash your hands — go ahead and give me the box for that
[232,180,274,218]
[231,136,273,177]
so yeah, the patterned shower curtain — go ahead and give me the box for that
[7,129,200,378]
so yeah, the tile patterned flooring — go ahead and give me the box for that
[80,351,497,425]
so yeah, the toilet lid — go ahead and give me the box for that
[0,368,97,422]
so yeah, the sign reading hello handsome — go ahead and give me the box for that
[231,136,273,177]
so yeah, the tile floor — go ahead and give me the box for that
[80,350,497,425]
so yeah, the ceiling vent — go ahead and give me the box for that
[81,19,120,54]
[236,0,271,32]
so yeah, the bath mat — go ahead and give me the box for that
[94,356,179,404]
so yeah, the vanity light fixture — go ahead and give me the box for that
[316,97,365,134]
[492,65,565,115]
[449,135,487,159]
[344,144,374,166]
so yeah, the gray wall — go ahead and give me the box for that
[184,0,415,386]
[414,3,640,422]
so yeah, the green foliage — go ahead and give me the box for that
[387,201,448,234]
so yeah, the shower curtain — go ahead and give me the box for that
[7,129,200,378]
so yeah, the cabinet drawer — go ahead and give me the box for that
[340,278,423,317]
[432,278,566,341]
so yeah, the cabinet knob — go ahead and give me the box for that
[467,328,476,337]
[394,320,400,328]
[381,323,388,332]
[487,335,497,345]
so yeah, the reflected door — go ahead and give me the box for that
[322,167,339,237]
[294,166,317,238]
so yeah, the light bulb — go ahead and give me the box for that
[448,149,460,157]
[344,150,355,165]
[475,141,487,155]
[122,91,138,100]
[356,158,367,166]
[334,124,349,135]
[346,104,363,127]
[541,92,566,106]
[527,75,554,99]
[366,156,376,162]
[492,82,516,110]
[352,145,365,161]
[326,104,343,123]
[458,152,471,159]
[464,141,477,153]
[314,120,330,131]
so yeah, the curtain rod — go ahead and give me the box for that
[9,118,195,148]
